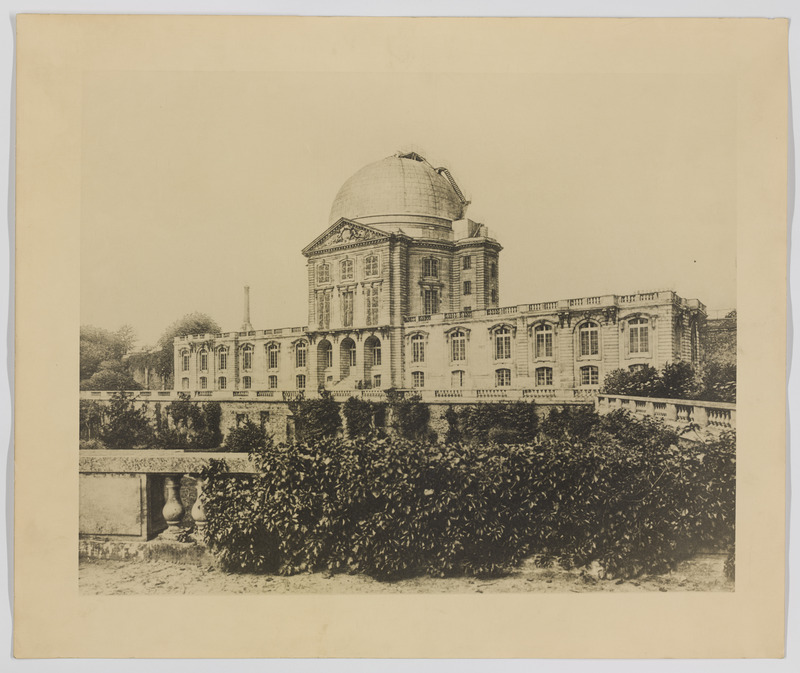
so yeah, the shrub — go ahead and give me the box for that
[223,419,270,454]
[201,413,735,582]
[386,390,430,441]
[98,391,153,449]
[155,394,222,449]
[700,362,737,403]
[342,397,384,438]
[79,400,105,440]
[79,438,106,451]
[290,390,342,442]
[456,402,538,444]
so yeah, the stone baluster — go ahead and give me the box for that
[693,405,709,428]
[161,474,185,538]
[190,476,207,543]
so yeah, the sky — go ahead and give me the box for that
[80,68,737,347]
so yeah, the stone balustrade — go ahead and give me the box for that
[595,393,736,433]
[401,290,706,326]
[79,450,256,542]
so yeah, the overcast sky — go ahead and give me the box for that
[80,69,736,347]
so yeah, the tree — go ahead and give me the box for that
[154,312,221,382]
[80,325,129,380]
[99,391,153,449]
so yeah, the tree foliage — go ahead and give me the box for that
[98,391,153,449]
[289,390,342,442]
[223,418,270,454]
[80,324,139,388]
[602,361,735,403]
[154,312,221,381]
[386,390,431,441]
[342,397,385,438]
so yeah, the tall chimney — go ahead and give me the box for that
[241,285,253,332]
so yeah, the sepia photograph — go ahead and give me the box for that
[12,12,788,660]
[77,40,737,597]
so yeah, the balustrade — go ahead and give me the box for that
[595,393,735,435]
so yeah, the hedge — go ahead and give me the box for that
[200,410,735,581]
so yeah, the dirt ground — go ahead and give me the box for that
[79,553,732,595]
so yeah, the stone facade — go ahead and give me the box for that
[173,151,707,399]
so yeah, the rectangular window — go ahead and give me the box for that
[373,344,381,366]
[242,349,252,370]
[318,292,331,329]
[495,333,511,360]
[580,366,599,386]
[365,286,380,326]
[423,288,439,315]
[181,377,189,389]
[340,259,354,281]
[451,334,466,361]
[423,258,439,278]
[463,280,472,295]
[182,353,190,371]
[365,255,379,277]
[219,351,227,370]
[462,256,472,270]
[199,352,208,371]
[200,376,207,389]
[411,337,425,363]
[580,326,599,356]
[218,376,227,389]
[373,374,381,388]
[268,375,278,389]
[629,322,649,354]
[243,376,252,389]
[412,371,425,388]
[535,329,553,358]
[342,291,354,327]
[317,263,330,284]
[268,345,279,369]
[495,369,511,387]
[296,374,306,389]
[451,370,464,388]
[536,367,553,386]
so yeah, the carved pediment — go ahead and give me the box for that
[302,218,389,255]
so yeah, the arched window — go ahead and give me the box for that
[181,351,190,372]
[365,336,381,368]
[218,348,228,370]
[181,377,189,390]
[580,365,599,386]
[218,376,227,389]
[295,341,307,368]
[422,257,439,278]
[534,324,553,358]
[451,329,466,362]
[495,368,511,387]
[241,344,254,370]
[267,343,280,369]
[451,370,465,388]
[412,371,425,388]
[199,350,208,371]
[628,317,649,354]
[317,262,330,284]
[411,334,425,363]
[243,376,252,389]
[268,375,278,389]
[365,254,379,277]
[340,258,354,281]
[494,326,512,360]
[199,376,208,389]
[535,367,553,387]
[579,322,599,356]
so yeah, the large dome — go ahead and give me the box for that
[328,152,468,228]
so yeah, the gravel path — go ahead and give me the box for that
[80,553,732,594]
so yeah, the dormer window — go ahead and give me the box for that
[422,257,439,279]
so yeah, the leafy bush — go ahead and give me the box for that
[79,400,105,440]
[386,390,431,441]
[201,412,735,581]
[603,361,734,402]
[154,394,222,449]
[79,438,106,451]
[289,390,342,442]
[455,401,538,444]
[98,391,153,449]
[223,419,270,453]
[342,397,385,438]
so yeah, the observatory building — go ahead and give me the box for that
[174,151,706,399]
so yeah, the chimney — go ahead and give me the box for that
[241,285,253,332]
